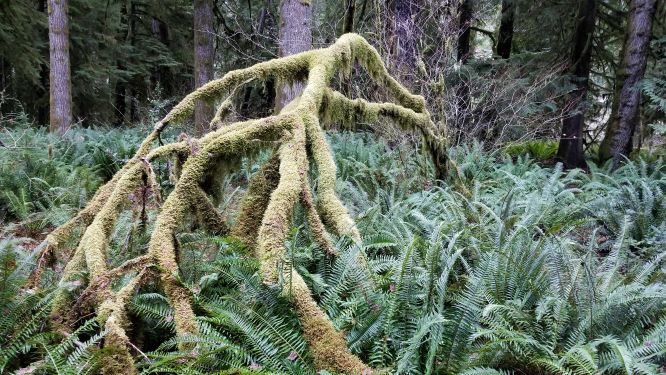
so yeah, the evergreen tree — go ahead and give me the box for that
[599,0,659,167]
[47,0,72,134]
[194,0,215,133]
[556,0,596,169]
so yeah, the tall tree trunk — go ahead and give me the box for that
[151,17,175,97]
[37,0,49,126]
[496,0,514,58]
[114,1,130,127]
[274,0,312,112]
[454,0,473,143]
[342,0,355,34]
[194,0,215,133]
[48,0,72,134]
[457,0,473,63]
[556,0,596,169]
[599,0,658,167]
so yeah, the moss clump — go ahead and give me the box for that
[231,153,281,246]
[97,343,137,375]
[31,33,445,374]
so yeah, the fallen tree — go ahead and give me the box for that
[27,33,446,374]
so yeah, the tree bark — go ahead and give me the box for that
[342,0,355,34]
[556,0,596,169]
[496,0,514,59]
[457,0,473,63]
[48,0,72,134]
[274,0,313,112]
[599,0,658,167]
[453,0,473,142]
[194,0,215,133]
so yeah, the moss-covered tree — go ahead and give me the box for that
[275,0,313,111]
[28,33,445,374]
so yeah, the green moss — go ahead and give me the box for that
[255,116,307,282]
[192,187,229,234]
[35,33,445,374]
[232,153,281,246]
[97,343,136,375]
[504,139,559,160]
[303,114,360,241]
[301,182,336,256]
[288,270,368,373]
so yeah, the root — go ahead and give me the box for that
[32,33,445,373]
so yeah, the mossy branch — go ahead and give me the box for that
[30,33,445,374]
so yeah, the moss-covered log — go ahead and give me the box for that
[29,33,445,374]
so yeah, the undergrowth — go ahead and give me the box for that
[1,127,665,374]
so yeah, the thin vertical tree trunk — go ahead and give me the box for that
[454,0,473,143]
[114,1,130,126]
[125,1,141,124]
[342,0,355,34]
[194,0,215,133]
[151,17,175,97]
[556,0,596,169]
[37,0,49,126]
[48,0,72,134]
[274,0,312,112]
[114,74,127,126]
[599,0,658,167]
[496,0,514,59]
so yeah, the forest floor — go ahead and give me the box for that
[1,125,665,374]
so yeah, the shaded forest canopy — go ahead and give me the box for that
[1,0,666,374]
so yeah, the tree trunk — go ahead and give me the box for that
[496,0,514,59]
[48,0,72,134]
[342,0,355,34]
[556,0,596,169]
[37,0,49,126]
[114,75,127,126]
[274,0,312,112]
[125,1,141,124]
[454,0,473,143]
[457,0,473,63]
[599,0,658,167]
[194,0,215,133]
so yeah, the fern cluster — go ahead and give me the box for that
[1,127,665,374]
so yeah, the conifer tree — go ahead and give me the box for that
[556,0,596,169]
[599,0,659,167]
[48,0,72,134]
[194,0,215,134]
